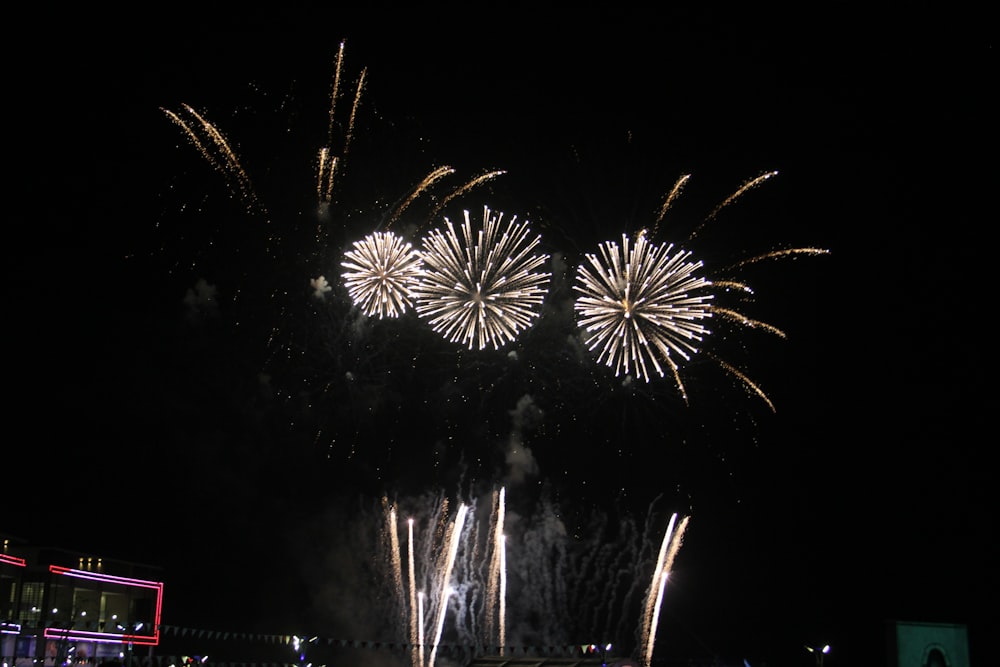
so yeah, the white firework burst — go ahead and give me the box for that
[413,206,551,350]
[574,231,714,383]
[341,230,424,318]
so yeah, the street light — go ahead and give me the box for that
[805,644,830,667]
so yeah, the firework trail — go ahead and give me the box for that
[719,247,832,272]
[427,502,468,667]
[639,513,689,667]
[649,173,690,238]
[688,170,779,241]
[426,170,508,223]
[161,103,262,214]
[413,206,551,350]
[386,166,457,229]
[408,518,419,667]
[317,39,367,206]
[484,488,506,654]
[367,486,693,666]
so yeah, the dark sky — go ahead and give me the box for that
[6,8,994,667]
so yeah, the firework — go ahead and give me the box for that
[413,206,551,350]
[572,171,830,409]
[574,232,714,384]
[161,103,262,214]
[341,231,424,318]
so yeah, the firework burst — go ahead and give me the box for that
[573,232,713,385]
[341,230,424,318]
[573,171,830,409]
[413,205,551,350]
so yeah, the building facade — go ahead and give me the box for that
[1,535,163,667]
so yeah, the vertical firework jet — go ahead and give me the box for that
[377,489,688,666]
[413,206,551,350]
[639,513,689,667]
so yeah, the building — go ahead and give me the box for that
[885,620,970,667]
[1,534,164,667]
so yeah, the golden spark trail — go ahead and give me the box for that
[342,68,367,162]
[711,280,754,295]
[387,166,457,228]
[650,173,691,237]
[711,307,788,338]
[427,170,508,222]
[163,103,261,213]
[689,170,779,241]
[316,148,338,203]
[161,109,221,171]
[316,40,365,204]
[183,104,250,183]
[721,247,831,273]
[326,39,345,143]
[668,361,689,406]
[711,353,776,412]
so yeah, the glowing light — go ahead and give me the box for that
[639,513,689,667]
[574,232,713,384]
[341,231,424,318]
[427,504,467,667]
[161,104,262,215]
[44,567,163,647]
[413,206,551,350]
[0,554,26,567]
[574,171,830,409]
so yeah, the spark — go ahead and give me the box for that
[573,232,714,384]
[710,353,776,412]
[650,173,691,237]
[427,503,468,667]
[689,170,779,241]
[317,38,367,205]
[574,171,829,410]
[341,231,424,318]
[639,513,689,667]
[711,307,787,338]
[720,247,832,273]
[413,206,551,350]
[485,488,506,654]
[161,103,262,213]
[426,170,508,222]
[386,166,457,229]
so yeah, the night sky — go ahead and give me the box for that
[6,8,993,667]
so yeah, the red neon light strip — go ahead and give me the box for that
[48,565,163,589]
[0,554,26,566]
[46,566,164,645]
[42,628,159,646]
